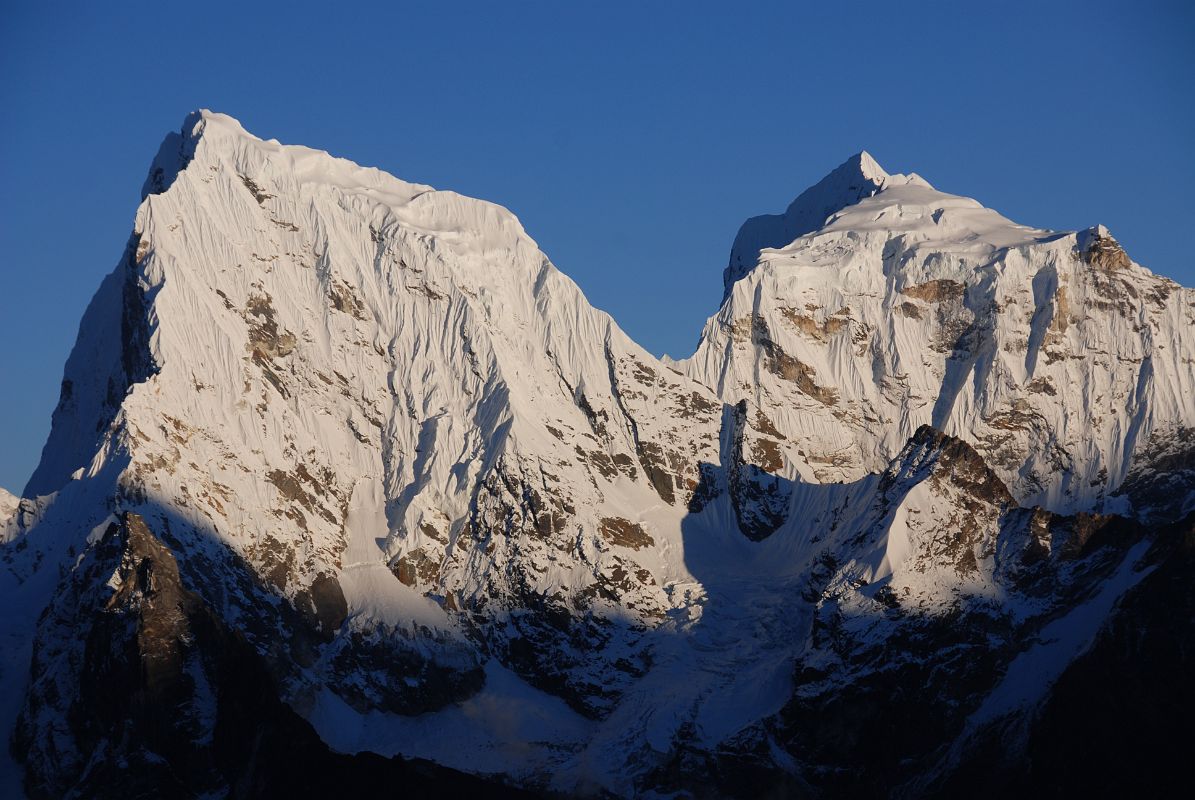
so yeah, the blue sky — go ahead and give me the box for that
[1,0,1192,493]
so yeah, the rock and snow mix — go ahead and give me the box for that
[1,112,1192,798]
[687,153,1195,512]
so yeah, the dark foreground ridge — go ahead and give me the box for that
[13,513,535,800]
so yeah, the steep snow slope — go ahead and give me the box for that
[686,154,1195,515]
[5,111,733,793]
[0,489,15,525]
[3,114,1193,798]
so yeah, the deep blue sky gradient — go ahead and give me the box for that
[2,0,1193,493]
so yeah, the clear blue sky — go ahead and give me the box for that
[2,1,1192,494]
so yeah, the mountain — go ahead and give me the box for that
[687,153,1195,516]
[2,111,1192,798]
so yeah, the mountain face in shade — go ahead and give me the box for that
[2,112,1192,798]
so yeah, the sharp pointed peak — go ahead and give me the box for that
[814,150,933,196]
[141,109,258,199]
[723,151,931,296]
[838,150,888,183]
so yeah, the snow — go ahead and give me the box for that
[85,514,116,545]
[723,150,931,297]
[308,659,592,780]
[968,539,1155,726]
[0,489,17,525]
[338,476,450,631]
[858,482,924,583]
[683,151,1195,515]
[3,111,1193,797]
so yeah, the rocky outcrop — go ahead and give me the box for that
[13,513,528,799]
[1112,426,1195,524]
[932,511,1195,799]
[726,400,791,541]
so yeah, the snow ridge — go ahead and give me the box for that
[723,150,930,297]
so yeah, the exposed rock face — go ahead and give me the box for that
[726,399,791,541]
[1078,224,1133,271]
[1111,425,1195,524]
[759,442,1156,798]
[929,511,1195,799]
[1,115,1192,797]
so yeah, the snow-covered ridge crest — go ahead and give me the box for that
[723,150,930,296]
[145,109,433,205]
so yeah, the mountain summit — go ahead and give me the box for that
[693,150,1195,514]
[723,150,931,295]
[2,112,1193,798]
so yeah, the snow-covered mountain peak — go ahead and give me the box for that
[850,149,887,182]
[144,109,434,207]
[723,151,931,295]
[187,108,254,138]
[5,114,1195,798]
[689,150,1195,516]
[20,107,738,735]
[844,149,932,191]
